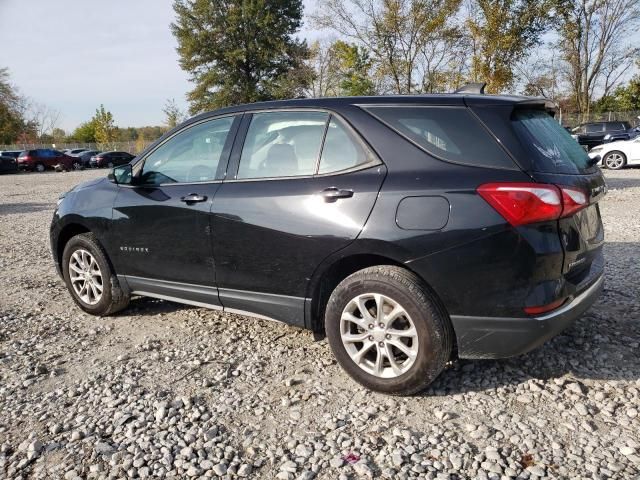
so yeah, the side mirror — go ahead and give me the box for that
[108,164,133,185]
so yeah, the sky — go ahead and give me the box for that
[0,0,319,132]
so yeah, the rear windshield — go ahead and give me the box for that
[511,109,591,174]
[364,106,516,169]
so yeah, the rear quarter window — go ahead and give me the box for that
[363,106,516,169]
[511,109,591,174]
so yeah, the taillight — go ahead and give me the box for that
[477,183,562,226]
[478,183,589,226]
[559,186,588,218]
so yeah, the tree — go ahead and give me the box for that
[312,0,463,94]
[69,121,98,143]
[171,0,311,113]
[93,105,116,147]
[593,74,640,113]
[0,67,28,144]
[555,0,640,119]
[466,0,551,93]
[163,99,185,129]
[27,101,61,140]
[52,128,66,143]
[333,41,376,96]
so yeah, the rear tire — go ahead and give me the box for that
[325,266,452,395]
[62,233,130,316]
[604,151,626,170]
[35,163,45,172]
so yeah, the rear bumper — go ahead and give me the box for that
[451,274,604,359]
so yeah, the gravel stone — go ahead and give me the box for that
[0,168,639,479]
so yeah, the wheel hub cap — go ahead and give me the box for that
[340,293,419,379]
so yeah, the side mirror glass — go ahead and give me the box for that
[108,164,133,185]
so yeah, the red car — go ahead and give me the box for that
[17,149,76,172]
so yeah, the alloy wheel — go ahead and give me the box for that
[68,249,103,305]
[605,153,624,169]
[340,293,419,378]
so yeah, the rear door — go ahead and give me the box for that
[211,110,386,326]
[509,109,605,290]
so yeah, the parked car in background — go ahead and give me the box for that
[603,123,640,144]
[0,150,22,159]
[571,121,632,150]
[589,136,640,170]
[51,92,605,395]
[0,155,19,174]
[89,151,135,168]
[77,150,101,168]
[64,148,89,156]
[17,149,76,172]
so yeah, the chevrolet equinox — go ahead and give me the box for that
[51,88,605,395]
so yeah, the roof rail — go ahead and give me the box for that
[454,82,486,94]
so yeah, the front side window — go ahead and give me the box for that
[318,117,372,174]
[237,111,329,179]
[140,116,234,185]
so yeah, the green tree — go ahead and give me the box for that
[466,0,551,93]
[69,120,98,143]
[0,67,27,144]
[162,98,185,129]
[333,41,375,96]
[593,75,640,113]
[93,104,116,147]
[171,0,311,113]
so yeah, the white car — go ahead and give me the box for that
[589,137,640,170]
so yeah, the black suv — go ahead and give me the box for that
[571,121,633,150]
[51,93,605,395]
[89,151,135,168]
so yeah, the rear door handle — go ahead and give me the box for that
[180,193,207,204]
[319,187,354,203]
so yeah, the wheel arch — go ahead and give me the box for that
[55,222,92,268]
[306,251,455,355]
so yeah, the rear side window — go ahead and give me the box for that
[237,111,328,179]
[318,117,372,174]
[511,109,590,174]
[364,106,515,169]
[585,123,603,133]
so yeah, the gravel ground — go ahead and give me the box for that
[0,168,639,480]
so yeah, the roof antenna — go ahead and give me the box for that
[454,82,486,94]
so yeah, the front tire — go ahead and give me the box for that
[62,233,130,316]
[604,151,626,170]
[325,266,452,395]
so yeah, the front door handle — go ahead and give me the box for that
[180,193,207,204]
[319,187,354,203]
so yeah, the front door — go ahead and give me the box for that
[212,110,386,325]
[112,115,239,304]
